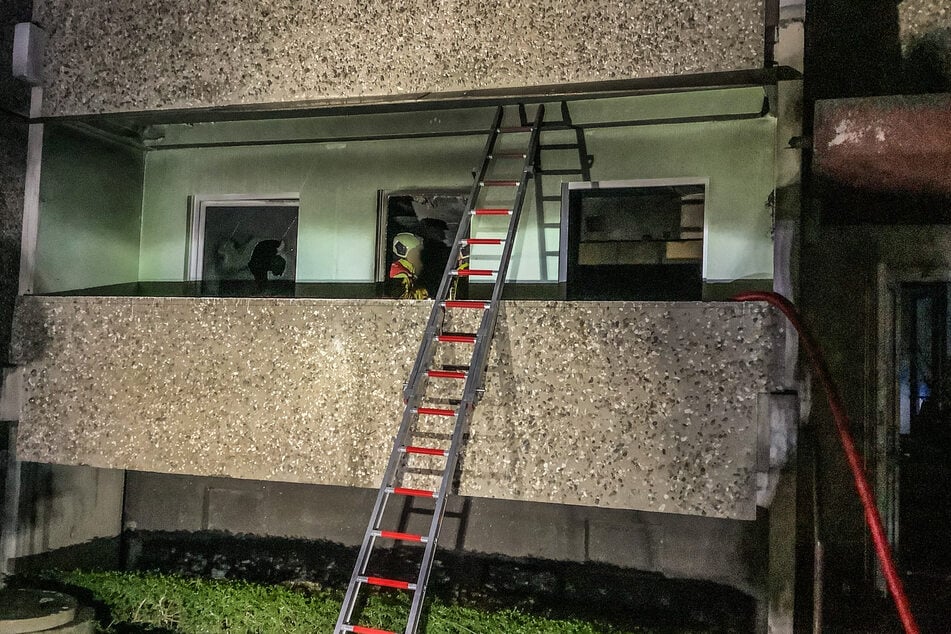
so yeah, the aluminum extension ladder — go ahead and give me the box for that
[334,104,544,634]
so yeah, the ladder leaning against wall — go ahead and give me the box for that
[334,104,544,634]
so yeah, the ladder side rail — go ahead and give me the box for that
[402,106,504,399]
[532,133,548,281]
[463,105,545,403]
[333,390,429,632]
[405,105,544,634]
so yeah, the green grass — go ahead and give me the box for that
[38,570,655,633]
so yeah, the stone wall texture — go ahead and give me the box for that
[0,115,27,364]
[0,0,31,363]
[898,0,951,92]
[11,297,782,519]
[32,0,765,117]
[899,0,950,43]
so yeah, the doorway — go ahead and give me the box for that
[895,281,951,576]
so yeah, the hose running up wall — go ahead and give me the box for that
[731,291,920,634]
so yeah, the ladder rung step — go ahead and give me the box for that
[442,300,490,309]
[359,575,418,591]
[388,486,438,498]
[541,196,562,201]
[540,143,580,150]
[538,169,583,175]
[480,180,519,187]
[498,126,532,133]
[402,445,449,457]
[348,626,396,634]
[452,269,494,277]
[542,222,561,227]
[427,369,468,379]
[437,333,476,344]
[374,529,428,543]
[489,152,527,159]
[462,238,503,245]
[472,208,513,215]
[415,407,457,417]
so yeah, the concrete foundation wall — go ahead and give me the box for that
[32,0,766,117]
[122,470,766,598]
[11,461,124,571]
[11,296,783,520]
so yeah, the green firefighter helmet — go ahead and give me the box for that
[393,232,422,258]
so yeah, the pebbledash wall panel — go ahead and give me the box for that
[11,296,782,520]
[0,113,27,363]
[33,0,765,117]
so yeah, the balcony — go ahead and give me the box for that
[11,294,785,521]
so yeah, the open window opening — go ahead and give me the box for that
[377,190,469,299]
[187,195,300,296]
[563,180,706,301]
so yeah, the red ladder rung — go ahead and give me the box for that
[443,300,490,309]
[490,152,527,159]
[498,126,532,133]
[415,407,456,417]
[472,208,512,216]
[403,445,449,456]
[427,369,467,379]
[453,269,494,277]
[361,575,417,591]
[350,625,396,634]
[481,180,519,187]
[462,238,503,245]
[374,530,426,543]
[389,486,436,498]
[437,333,476,343]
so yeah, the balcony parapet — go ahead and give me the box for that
[10,296,784,520]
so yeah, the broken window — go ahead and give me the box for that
[377,190,469,299]
[187,196,299,296]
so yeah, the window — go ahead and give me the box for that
[562,180,706,300]
[187,195,300,296]
[376,189,469,298]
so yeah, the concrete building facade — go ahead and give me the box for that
[16,0,951,631]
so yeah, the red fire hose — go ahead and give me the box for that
[732,291,920,634]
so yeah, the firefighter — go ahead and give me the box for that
[387,232,429,299]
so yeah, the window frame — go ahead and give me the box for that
[559,177,710,284]
[374,188,470,284]
[185,193,301,281]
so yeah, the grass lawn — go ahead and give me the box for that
[35,570,666,633]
